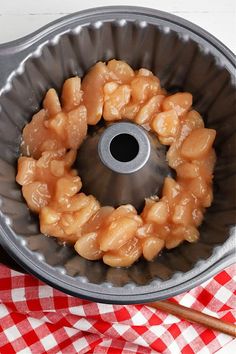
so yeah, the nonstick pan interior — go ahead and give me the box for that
[0,7,235,303]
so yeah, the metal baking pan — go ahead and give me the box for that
[0,6,235,303]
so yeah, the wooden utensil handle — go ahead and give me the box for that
[147,300,236,337]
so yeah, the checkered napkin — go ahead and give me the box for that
[0,263,235,354]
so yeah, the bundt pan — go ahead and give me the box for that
[0,6,235,304]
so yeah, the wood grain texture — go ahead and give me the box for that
[148,301,236,337]
[0,0,235,52]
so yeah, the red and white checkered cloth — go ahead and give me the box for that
[0,263,235,354]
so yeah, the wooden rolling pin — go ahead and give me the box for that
[147,300,236,337]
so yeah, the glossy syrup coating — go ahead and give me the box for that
[16,60,216,267]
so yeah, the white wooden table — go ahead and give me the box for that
[0,0,235,53]
[0,1,235,352]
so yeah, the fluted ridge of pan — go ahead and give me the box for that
[0,14,235,298]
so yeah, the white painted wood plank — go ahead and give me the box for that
[0,10,235,53]
[0,0,234,15]
[0,14,60,43]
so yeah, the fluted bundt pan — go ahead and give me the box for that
[0,7,235,303]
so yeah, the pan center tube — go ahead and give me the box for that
[76,121,171,210]
[110,133,139,162]
[98,122,151,174]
